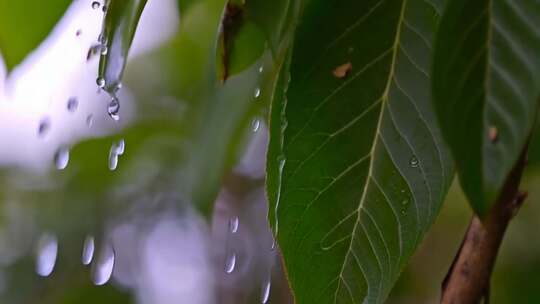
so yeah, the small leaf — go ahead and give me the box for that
[432,0,540,215]
[266,0,452,303]
[215,0,292,82]
[0,0,71,71]
[98,0,148,94]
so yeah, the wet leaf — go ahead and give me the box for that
[98,0,148,93]
[432,0,540,215]
[266,0,452,303]
[0,0,71,71]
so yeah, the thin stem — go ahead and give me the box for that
[441,147,528,304]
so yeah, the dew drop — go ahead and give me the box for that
[100,45,108,55]
[107,97,120,121]
[261,279,271,304]
[92,244,115,286]
[254,87,261,99]
[258,66,264,73]
[400,209,406,215]
[86,114,94,127]
[102,4,108,12]
[98,33,107,45]
[37,118,50,137]
[224,252,236,274]
[409,156,419,168]
[96,77,105,88]
[67,97,78,112]
[82,236,95,266]
[228,217,239,234]
[251,119,261,132]
[35,233,58,277]
[91,1,100,9]
[401,199,409,206]
[54,147,70,170]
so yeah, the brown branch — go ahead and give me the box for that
[441,148,529,304]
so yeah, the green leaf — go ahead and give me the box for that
[266,0,452,303]
[98,0,148,94]
[215,0,292,82]
[432,0,540,215]
[0,0,71,71]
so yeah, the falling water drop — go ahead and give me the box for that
[54,147,70,170]
[108,97,120,121]
[37,118,50,137]
[67,97,78,112]
[96,77,105,88]
[228,217,239,234]
[91,1,100,9]
[35,233,58,277]
[409,156,419,168]
[261,279,271,304]
[82,236,95,266]
[224,252,236,274]
[251,119,261,132]
[86,114,94,127]
[92,244,115,286]
[254,87,261,99]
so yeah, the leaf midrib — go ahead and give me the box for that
[333,0,408,302]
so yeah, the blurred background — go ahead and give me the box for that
[0,0,538,303]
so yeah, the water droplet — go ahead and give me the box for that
[67,97,78,112]
[409,156,418,168]
[228,217,239,234]
[115,139,125,155]
[261,279,271,304]
[102,4,108,12]
[251,119,261,132]
[86,114,94,127]
[98,33,107,45]
[271,238,276,251]
[400,209,406,215]
[107,97,120,121]
[54,147,70,170]
[224,252,236,274]
[258,66,264,73]
[82,236,95,266]
[254,87,261,99]
[96,77,105,88]
[92,244,115,286]
[401,199,409,206]
[100,45,108,55]
[76,29,82,36]
[91,1,100,9]
[35,233,58,277]
[108,147,119,171]
[37,118,50,137]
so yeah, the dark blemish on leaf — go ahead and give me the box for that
[219,2,245,83]
[488,126,498,143]
[333,62,352,79]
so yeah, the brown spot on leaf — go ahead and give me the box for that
[488,126,498,143]
[333,62,352,79]
[218,2,245,83]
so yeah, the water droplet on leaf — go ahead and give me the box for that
[92,244,115,286]
[254,87,261,99]
[107,97,120,121]
[91,1,100,9]
[86,114,94,127]
[409,156,418,168]
[36,233,58,277]
[100,45,108,55]
[251,119,261,132]
[224,252,236,274]
[38,118,50,137]
[82,236,95,266]
[96,77,105,88]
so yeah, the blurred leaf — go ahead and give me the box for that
[98,0,148,93]
[432,0,540,215]
[266,0,452,303]
[215,0,292,82]
[0,0,71,71]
